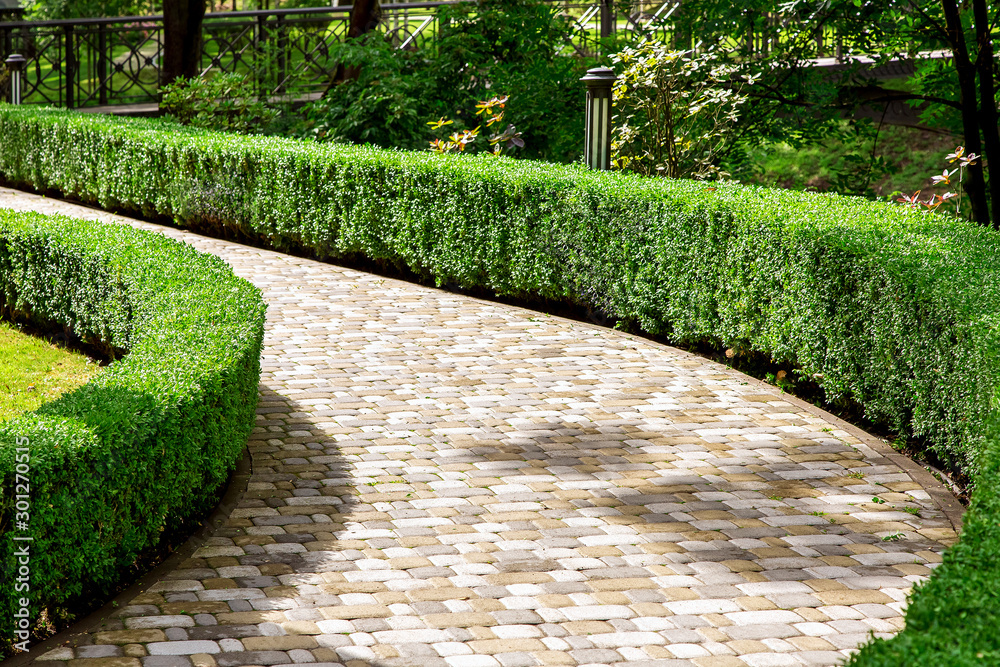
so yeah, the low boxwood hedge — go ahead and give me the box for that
[0,105,997,664]
[0,204,266,648]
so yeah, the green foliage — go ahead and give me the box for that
[427,95,524,157]
[161,73,280,135]
[430,0,588,163]
[2,107,1000,665]
[826,151,896,198]
[0,201,266,647]
[610,44,758,180]
[26,0,155,20]
[664,0,998,225]
[747,124,964,199]
[652,0,866,140]
[296,36,431,149]
[906,58,965,133]
[894,145,979,218]
[297,0,589,162]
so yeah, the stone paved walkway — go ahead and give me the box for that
[1,188,961,667]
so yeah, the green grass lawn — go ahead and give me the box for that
[0,321,101,424]
[748,124,962,200]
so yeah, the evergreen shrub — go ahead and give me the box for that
[0,203,266,640]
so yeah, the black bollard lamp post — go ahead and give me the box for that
[580,66,617,171]
[5,54,26,105]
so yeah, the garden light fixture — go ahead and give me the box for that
[5,54,25,105]
[581,66,616,170]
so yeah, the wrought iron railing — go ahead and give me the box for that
[0,0,870,109]
[0,2,456,107]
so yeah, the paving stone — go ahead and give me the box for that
[492,610,545,625]
[725,611,805,626]
[589,632,666,648]
[740,653,801,667]
[0,186,959,667]
[77,646,123,659]
[242,636,318,651]
[126,617,197,630]
[38,648,76,661]
[68,659,142,667]
[795,651,850,666]
[147,642,221,656]
[495,652,539,667]
[568,648,624,663]
[95,631,169,645]
[723,624,802,641]
[140,658,193,667]
[214,652,293,666]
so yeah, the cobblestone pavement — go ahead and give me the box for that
[1,188,961,667]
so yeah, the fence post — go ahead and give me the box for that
[275,13,286,95]
[64,24,75,108]
[581,66,616,170]
[98,23,108,105]
[5,53,26,104]
[255,12,266,98]
[599,0,615,40]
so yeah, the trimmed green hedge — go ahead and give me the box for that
[0,204,266,644]
[0,105,998,663]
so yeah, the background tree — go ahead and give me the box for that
[161,0,206,87]
[307,0,588,162]
[427,0,589,161]
[327,0,381,86]
[922,0,998,225]
[659,0,998,226]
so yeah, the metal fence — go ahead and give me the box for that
[0,2,454,107]
[0,0,860,109]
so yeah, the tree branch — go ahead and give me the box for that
[904,0,951,46]
[854,90,963,110]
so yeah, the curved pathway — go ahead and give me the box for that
[1,188,961,667]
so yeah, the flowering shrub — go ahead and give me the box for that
[895,146,979,217]
[609,43,758,180]
[427,95,524,156]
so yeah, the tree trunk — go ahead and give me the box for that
[939,0,990,226]
[346,0,382,40]
[972,0,999,228]
[326,0,381,89]
[161,0,207,89]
